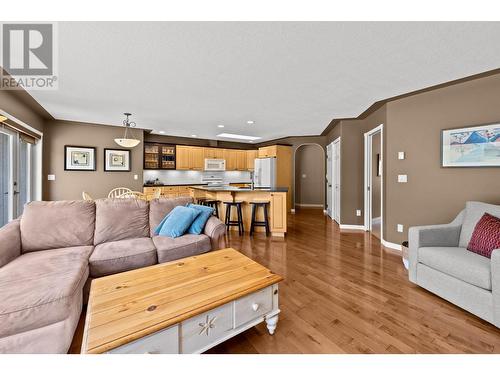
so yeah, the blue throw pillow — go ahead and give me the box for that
[186,203,214,235]
[154,206,201,238]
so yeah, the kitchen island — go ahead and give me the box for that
[189,185,288,237]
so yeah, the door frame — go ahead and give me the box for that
[326,136,341,223]
[293,143,326,211]
[326,142,332,218]
[0,126,16,223]
[364,124,383,234]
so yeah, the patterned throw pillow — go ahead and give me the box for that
[467,213,500,258]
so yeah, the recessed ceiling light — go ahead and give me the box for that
[247,120,255,125]
[217,124,225,128]
[191,134,197,137]
[159,130,165,134]
[217,133,261,141]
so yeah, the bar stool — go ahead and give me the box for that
[249,201,270,236]
[196,197,207,205]
[223,201,244,235]
[204,199,220,218]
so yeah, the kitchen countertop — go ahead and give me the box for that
[189,185,288,193]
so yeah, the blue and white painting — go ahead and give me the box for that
[442,123,500,167]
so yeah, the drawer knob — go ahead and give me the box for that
[252,303,260,312]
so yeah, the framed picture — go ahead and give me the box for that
[104,148,131,172]
[441,123,500,167]
[64,146,96,171]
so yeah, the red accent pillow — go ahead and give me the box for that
[467,213,500,258]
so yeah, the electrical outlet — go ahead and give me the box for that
[47,174,55,181]
[398,152,405,160]
[356,209,362,217]
[398,174,408,183]
[397,224,404,233]
[133,174,138,180]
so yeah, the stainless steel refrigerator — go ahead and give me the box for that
[253,157,276,188]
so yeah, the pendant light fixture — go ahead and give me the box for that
[114,113,141,148]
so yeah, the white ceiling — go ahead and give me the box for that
[29,22,500,142]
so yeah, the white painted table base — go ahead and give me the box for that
[108,284,280,354]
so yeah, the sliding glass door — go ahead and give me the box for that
[0,127,34,226]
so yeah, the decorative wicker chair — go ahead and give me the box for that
[108,187,132,198]
[82,191,93,201]
[152,189,162,199]
[117,191,147,200]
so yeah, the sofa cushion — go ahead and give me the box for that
[20,200,95,252]
[187,203,214,235]
[419,246,491,290]
[153,234,211,264]
[467,213,500,258]
[94,198,149,245]
[459,201,500,247]
[155,206,200,238]
[89,237,157,277]
[0,246,92,338]
[149,197,193,236]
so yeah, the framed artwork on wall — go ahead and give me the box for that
[104,148,131,172]
[441,123,500,167]
[64,145,96,171]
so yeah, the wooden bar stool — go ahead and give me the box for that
[249,201,270,236]
[223,201,244,235]
[204,199,220,218]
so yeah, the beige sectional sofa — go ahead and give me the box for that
[0,197,226,354]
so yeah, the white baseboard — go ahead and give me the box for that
[381,239,402,251]
[291,208,296,214]
[295,203,324,208]
[339,224,365,230]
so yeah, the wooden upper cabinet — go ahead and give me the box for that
[176,145,191,170]
[258,146,277,158]
[203,148,217,159]
[235,150,247,170]
[176,146,204,170]
[246,150,258,170]
[191,147,204,170]
[224,149,237,171]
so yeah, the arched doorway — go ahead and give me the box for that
[293,143,325,211]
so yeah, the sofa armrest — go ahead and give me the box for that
[491,249,500,327]
[408,224,462,283]
[204,216,226,250]
[0,219,21,268]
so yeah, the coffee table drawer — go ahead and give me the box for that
[108,325,179,354]
[234,286,273,327]
[181,303,233,353]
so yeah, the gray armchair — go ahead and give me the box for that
[408,201,500,328]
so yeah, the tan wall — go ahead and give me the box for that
[371,132,381,218]
[0,90,50,132]
[43,120,144,200]
[295,144,325,206]
[336,106,386,225]
[385,73,500,244]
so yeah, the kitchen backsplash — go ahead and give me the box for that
[144,170,252,185]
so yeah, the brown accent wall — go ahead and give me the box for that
[327,106,386,226]
[43,120,144,200]
[0,90,50,132]
[295,144,325,206]
[385,73,500,244]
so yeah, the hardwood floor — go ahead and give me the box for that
[71,208,500,354]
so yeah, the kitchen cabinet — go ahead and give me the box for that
[176,146,204,170]
[143,185,192,200]
[144,143,176,169]
[203,147,217,159]
[235,150,247,170]
[246,150,258,170]
[258,146,277,158]
[224,149,237,171]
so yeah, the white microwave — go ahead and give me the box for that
[204,159,226,171]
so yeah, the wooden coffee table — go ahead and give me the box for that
[81,248,283,354]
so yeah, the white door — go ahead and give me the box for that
[332,138,341,223]
[326,144,333,218]
[0,127,33,226]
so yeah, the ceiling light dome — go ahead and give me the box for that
[114,113,141,148]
